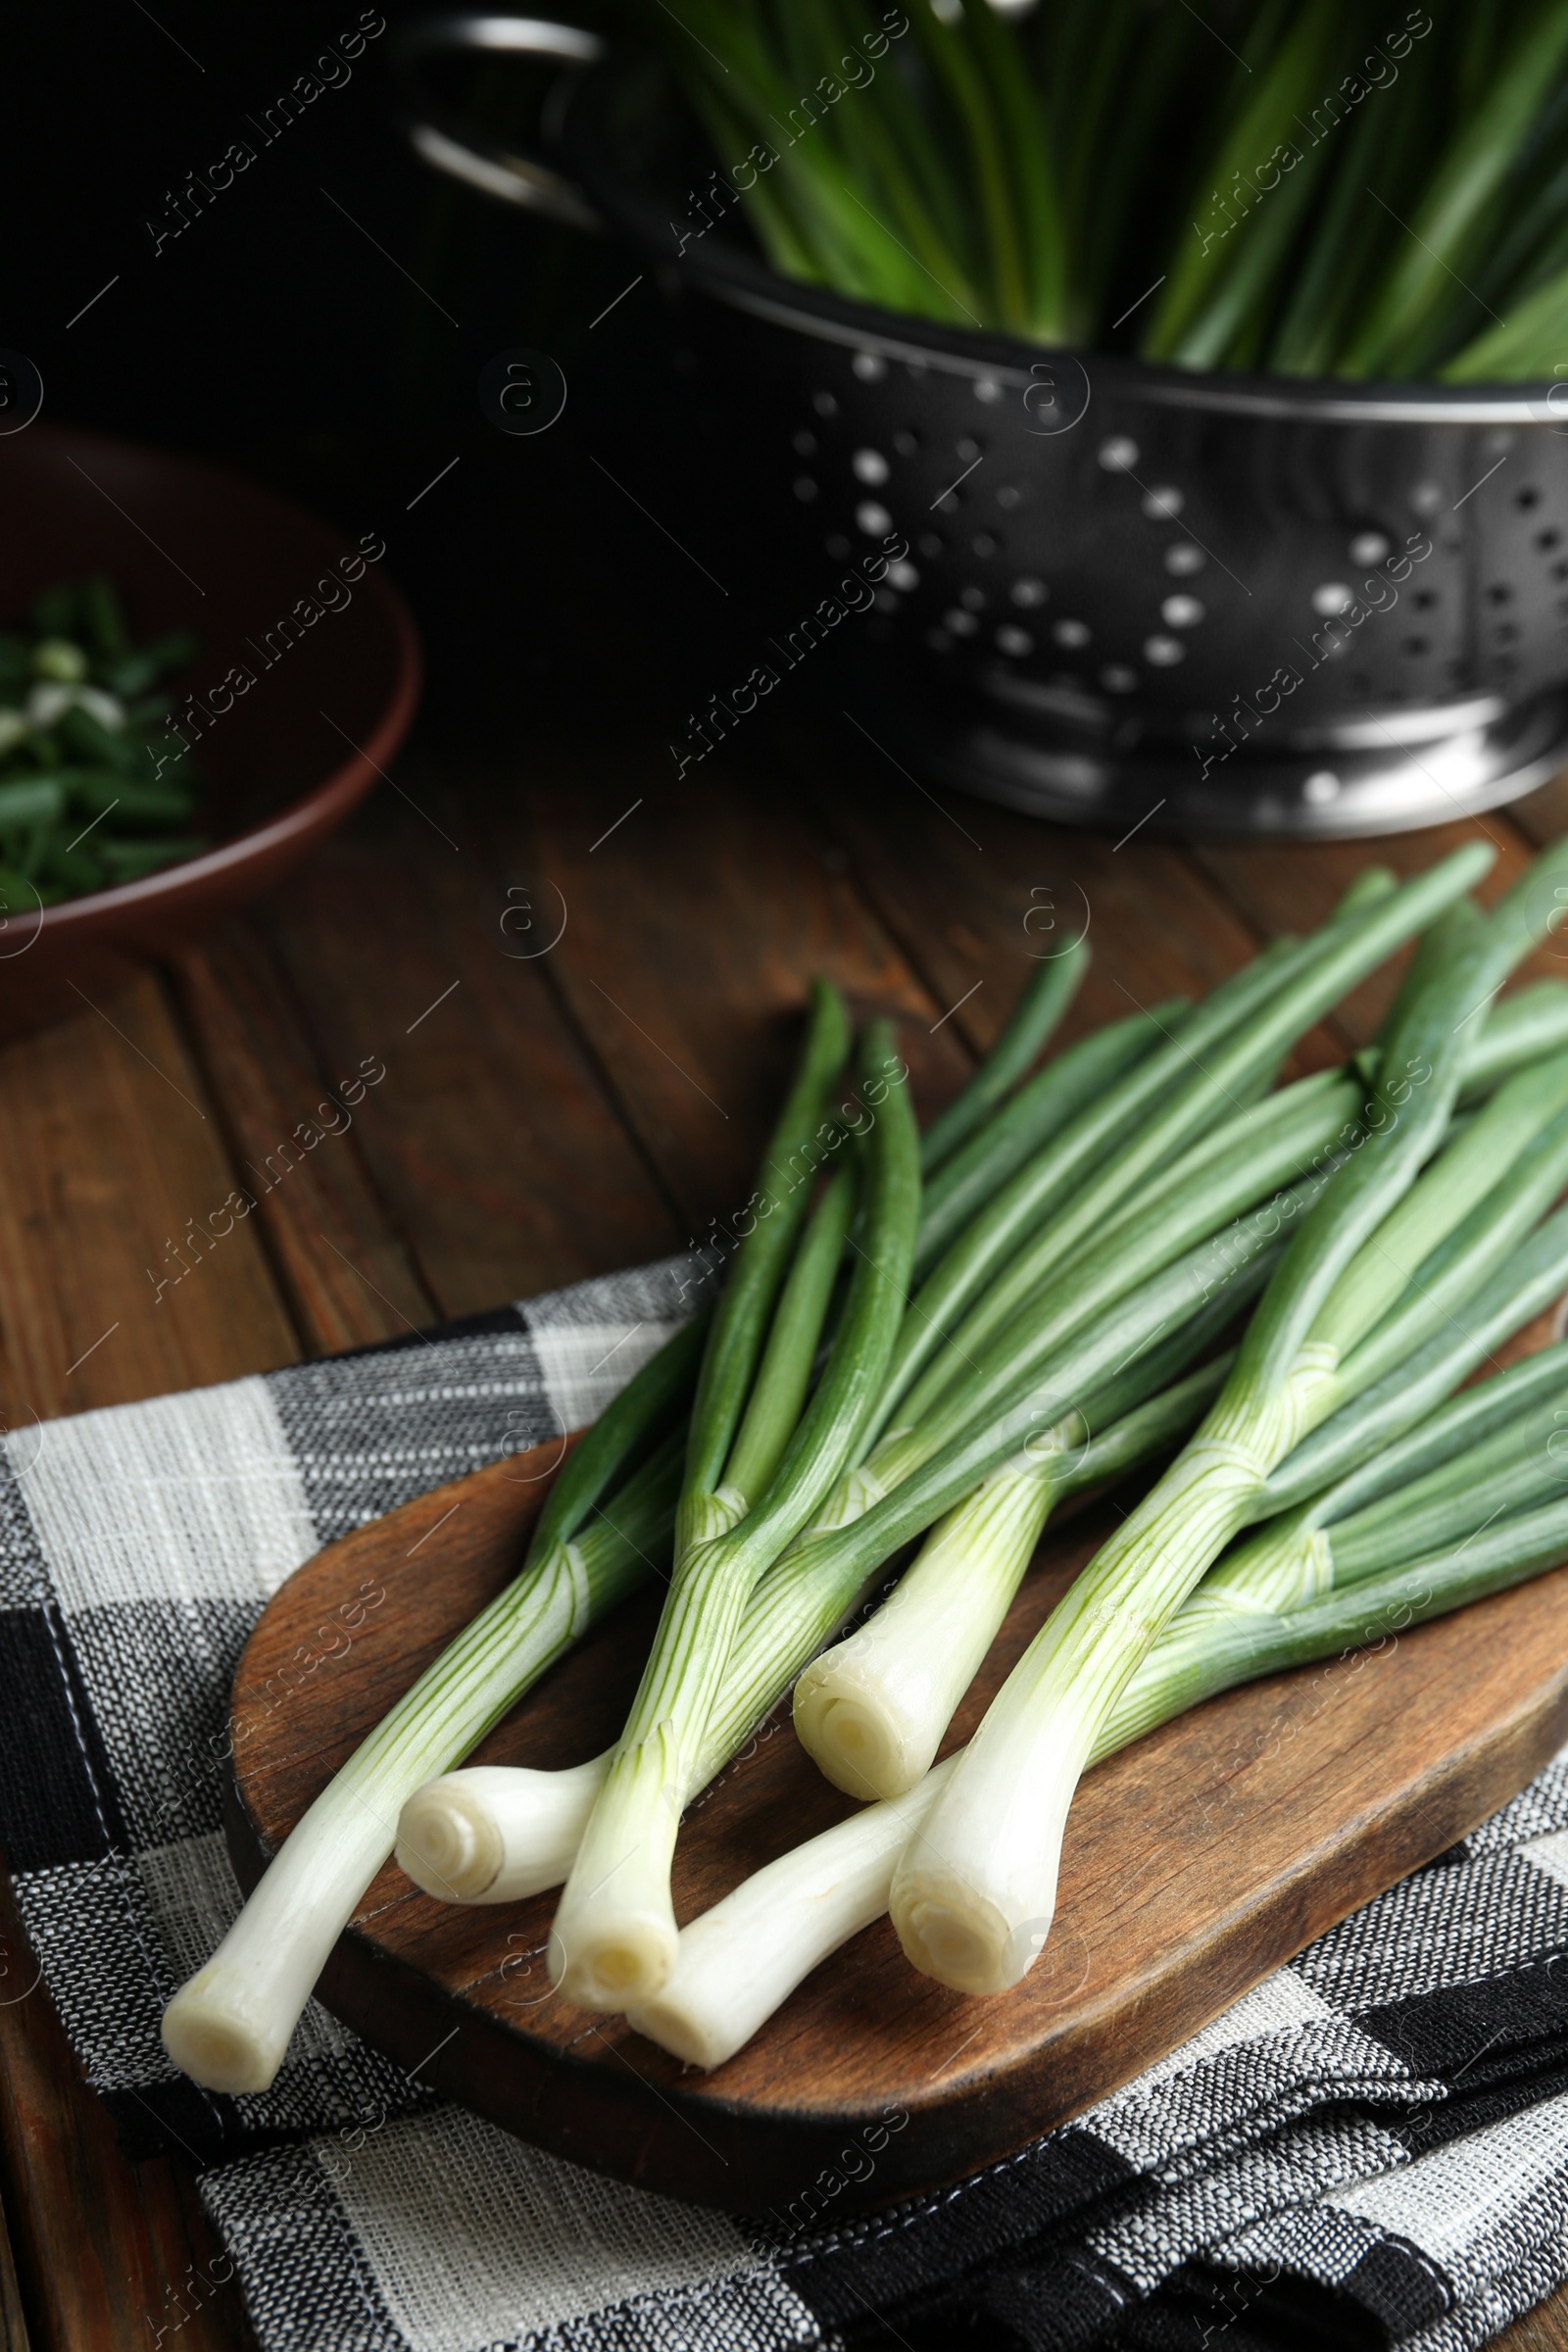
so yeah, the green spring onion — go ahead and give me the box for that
[548,1018,921,2009]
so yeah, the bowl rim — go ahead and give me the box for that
[2,421,422,941]
[559,47,1564,429]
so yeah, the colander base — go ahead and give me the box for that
[872,677,1568,840]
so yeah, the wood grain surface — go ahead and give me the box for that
[0,729,1564,2344]
[225,1426,1568,2216]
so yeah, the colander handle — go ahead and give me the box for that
[392,13,605,233]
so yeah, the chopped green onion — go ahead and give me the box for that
[0,580,204,905]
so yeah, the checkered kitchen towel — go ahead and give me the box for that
[7,1253,1568,2352]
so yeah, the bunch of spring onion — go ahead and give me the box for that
[633,0,1568,380]
[409,952,1568,2052]
[397,858,1567,1933]
[542,846,1552,2012]
[403,858,1568,1958]
[403,1095,1568,1934]
[160,836,1568,2088]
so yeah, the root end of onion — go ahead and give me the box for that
[162,1979,284,2094]
[396,1781,504,1902]
[891,1882,1040,1996]
[550,1918,678,2011]
[624,1995,734,2069]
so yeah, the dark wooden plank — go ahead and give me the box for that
[0,976,301,1425]
[792,728,1346,1075]
[0,2131,28,2351]
[226,1439,1568,2219]
[168,929,438,1354]
[1498,2296,1568,2352]
[1508,768,1568,853]
[256,769,683,1313]
[0,1861,249,2352]
[489,744,976,1232]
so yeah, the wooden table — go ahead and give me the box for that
[2,713,1567,2352]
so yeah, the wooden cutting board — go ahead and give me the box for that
[225,1406,1568,2217]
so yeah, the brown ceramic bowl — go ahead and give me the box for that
[0,422,421,1039]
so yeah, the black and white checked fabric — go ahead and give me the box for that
[6,1252,1568,2352]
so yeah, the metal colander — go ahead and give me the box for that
[398,13,1568,838]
